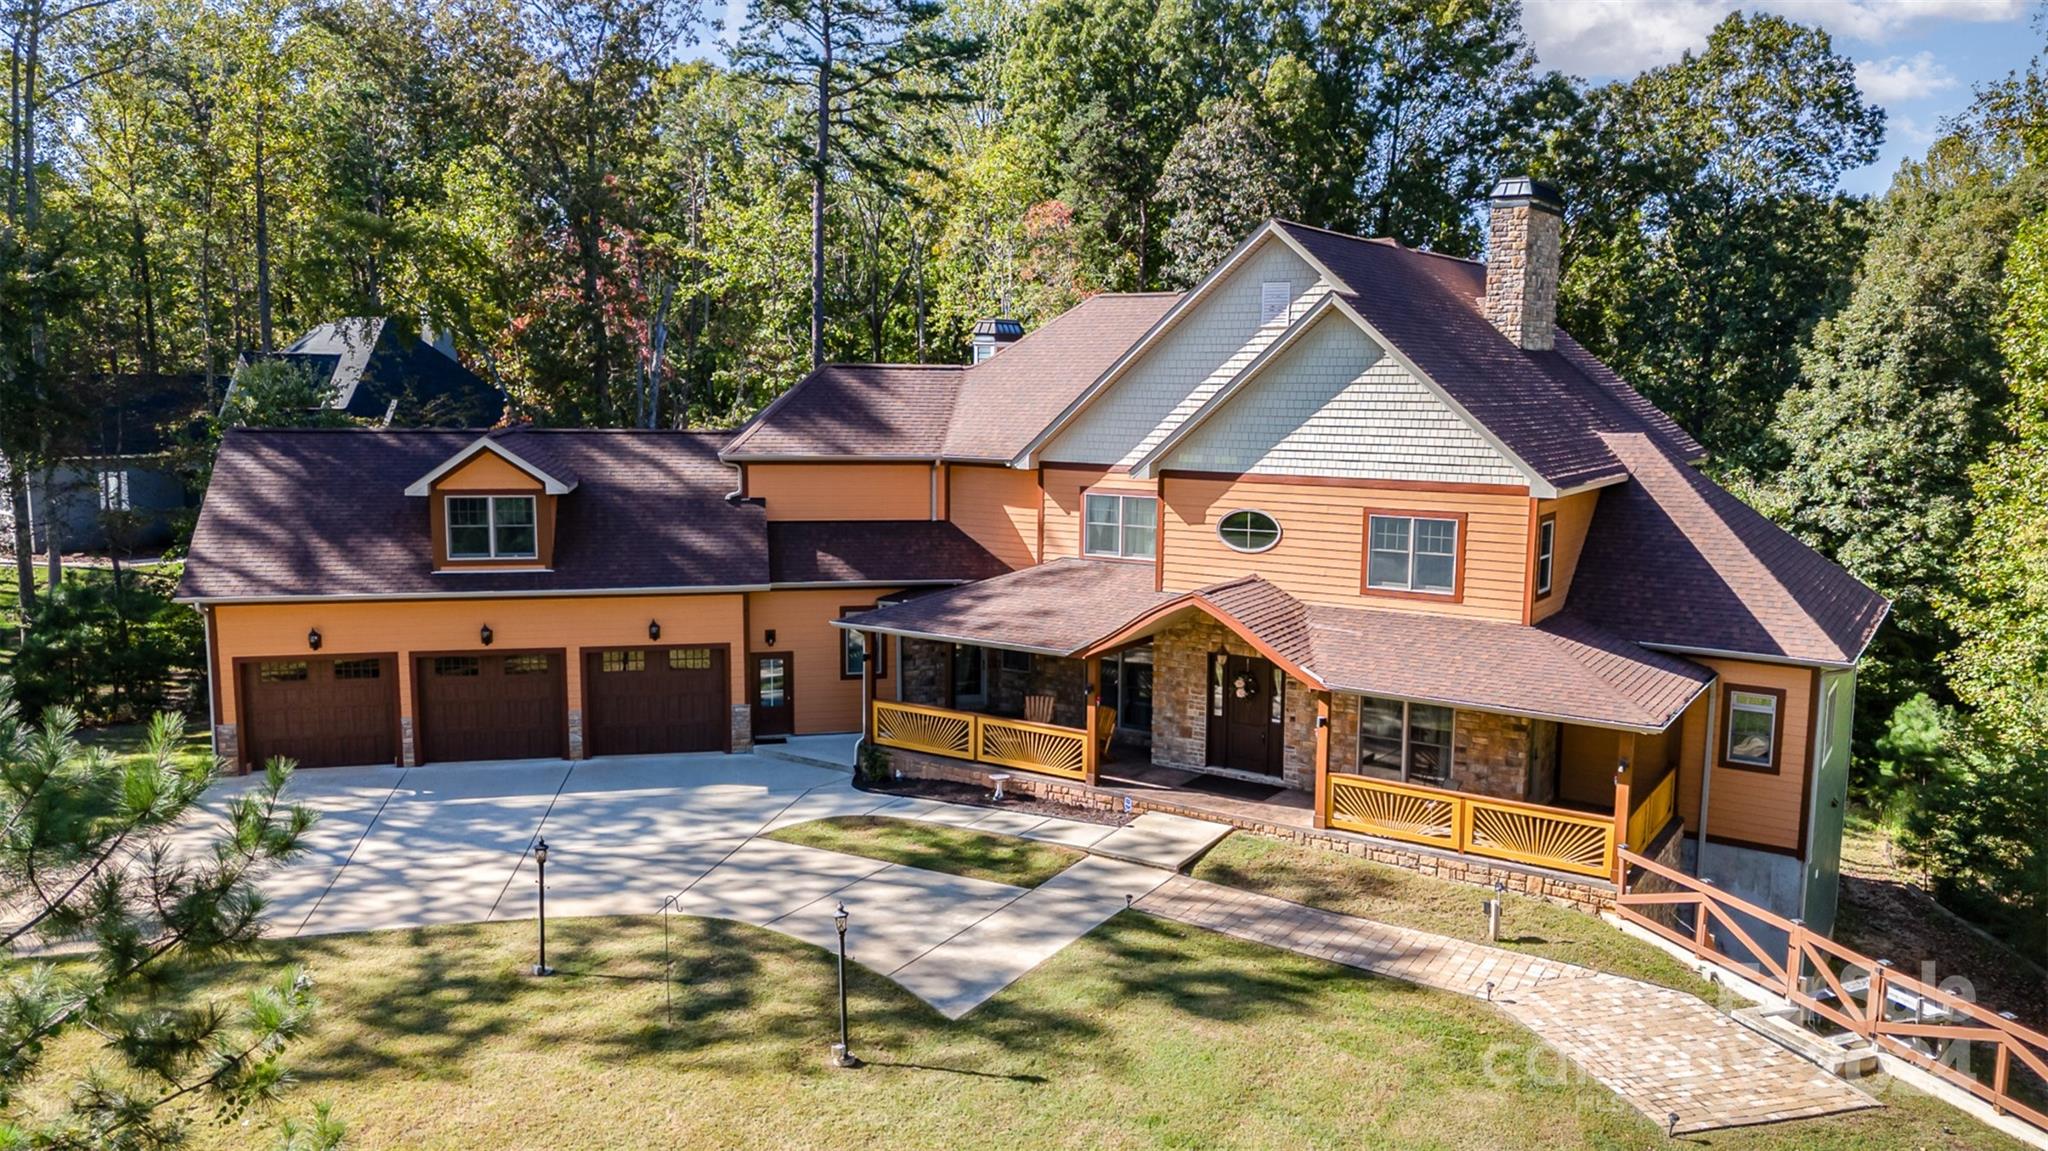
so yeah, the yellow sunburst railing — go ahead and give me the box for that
[978,715,1091,780]
[873,701,974,758]
[1464,795,1615,878]
[1327,775,1459,849]
[1325,773,1616,879]
[871,702,1094,782]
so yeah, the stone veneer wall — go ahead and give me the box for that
[878,747,1613,912]
[1150,615,1320,790]
[897,638,1088,728]
[730,704,752,753]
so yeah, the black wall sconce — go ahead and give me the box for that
[480,624,495,647]
[764,629,777,647]
[648,620,662,641]
[307,627,322,651]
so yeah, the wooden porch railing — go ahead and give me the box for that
[1326,773,1616,878]
[872,700,1094,782]
[1617,848,2048,1136]
[1624,766,1679,857]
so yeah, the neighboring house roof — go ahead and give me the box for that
[178,429,767,601]
[78,373,212,457]
[835,558,1178,655]
[721,293,1180,463]
[1566,434,1890,666]
[255,318,504,427]
[766,521,1011,586]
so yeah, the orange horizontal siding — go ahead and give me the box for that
[1161,476,1530,619]
[1531,488,1599,623]
[212,595,746,731]
[745,589,899,735]
[1679,660,1814,854]
[947,464,1039,568]
[748,462,934,522]
[435,452,544,491]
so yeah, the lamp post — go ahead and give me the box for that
[533,837,554,976]
[830,901,860,1068]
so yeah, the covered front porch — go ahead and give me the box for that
[838,560,1705,886]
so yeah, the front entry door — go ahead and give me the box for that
[1216,653,1283,775]
[751,652,794,740]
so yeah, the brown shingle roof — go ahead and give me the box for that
[767,521,1011,586]
[722,293,1179,463]
[834,558,1177,654]
[1274,222,1703,490]
[177,428,769,600]
[1565,433,1889,665]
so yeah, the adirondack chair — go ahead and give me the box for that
[1024,694,1055,724]
[1095,705,1117,763]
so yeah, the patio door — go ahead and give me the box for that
[750,653,794,740]
[1211,653,1283,776]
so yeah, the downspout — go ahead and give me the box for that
[200,604,218,763]
[1694,682,1718,875]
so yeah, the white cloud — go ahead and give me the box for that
[1521,0,2026,79]
[1854,52,1959,103]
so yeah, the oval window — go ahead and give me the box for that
[1218,509,1281,552]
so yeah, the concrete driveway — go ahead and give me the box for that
[193,748,1184,1017]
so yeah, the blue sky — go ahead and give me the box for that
[1522,0,2045,194]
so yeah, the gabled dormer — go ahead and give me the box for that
[404,431,578,571]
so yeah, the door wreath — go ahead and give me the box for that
[1231,672,1257,699]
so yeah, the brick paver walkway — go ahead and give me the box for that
[1138,875,1879,1135]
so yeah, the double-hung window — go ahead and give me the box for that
[1535,516,1556,596]
[447,495,538,560]
[1356,696,1454,784]
[1084,493,1157,560]
[1365,514,1458,595]
[1723,688,1782,771]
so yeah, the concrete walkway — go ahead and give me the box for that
[1138,875,1880,1135]
[190,751,1180,1019]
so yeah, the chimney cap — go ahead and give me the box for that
[1490,176,1564,214]
[973,317,1025,340]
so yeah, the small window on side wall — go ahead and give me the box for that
[1218,509,1281,553]
[1536,516,1556,597]
[1722,687,1782,772]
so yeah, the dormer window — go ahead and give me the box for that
[447,495,537,560]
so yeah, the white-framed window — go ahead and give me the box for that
[1536,517,1556,596]
[1357,696,1454,784]
[446,495,538,560]
[1084,492,1157,560]
[1366,514,1458,594]
[1217,509,1281,553]
[1260,280,1291,324]
[1723,688,1781,771]
[99,469,130,511]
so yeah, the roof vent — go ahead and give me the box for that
[971,317,1024,364]
[1483,176,1564,352]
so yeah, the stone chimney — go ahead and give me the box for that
[971,317,1024,364]
[1482,176,1564,352]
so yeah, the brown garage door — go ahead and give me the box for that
[583,646,729,756]
[238,656,398,770]
[415,651,566,764]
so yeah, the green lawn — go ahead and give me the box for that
[75,720,215,774]
[1192,832,1718,998]
[766,815,1084,888]
[21,914,2026,1150]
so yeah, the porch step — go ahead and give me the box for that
[1086,812,1233,871]
[1731,1004,1881,1078]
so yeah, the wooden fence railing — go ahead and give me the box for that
[1624,766,1678,858]
[872,701,1094,782]
[1326,773,1615,878]
[1617,848,2048,1135]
